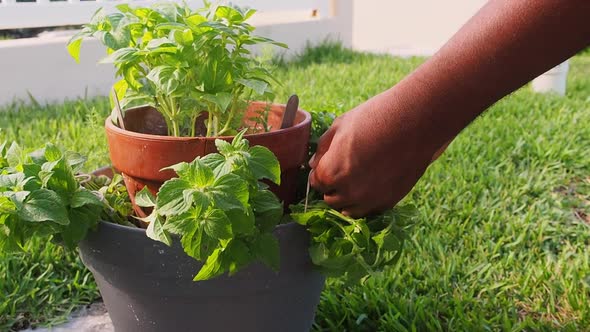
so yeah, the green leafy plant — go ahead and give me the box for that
[136,130,283,281]
[290,201,418,284]
[0,142,130,252]
[68,2,287,137]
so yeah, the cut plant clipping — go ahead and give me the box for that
[0,2,419,331]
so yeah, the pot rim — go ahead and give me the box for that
[104,102,312,142]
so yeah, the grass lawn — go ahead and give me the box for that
[1,45,589,331]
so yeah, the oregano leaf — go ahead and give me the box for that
[17,189,69,225]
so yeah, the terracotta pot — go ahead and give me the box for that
[105,102,311,218]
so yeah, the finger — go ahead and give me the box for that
[323,192,351,210]
[309,124,337,169]
[341,205,373,219]
[309,168,336,194]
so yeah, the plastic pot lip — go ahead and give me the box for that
[97,219,298,234]
[104,102,312,142]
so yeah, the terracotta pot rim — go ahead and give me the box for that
[104,102,312,142]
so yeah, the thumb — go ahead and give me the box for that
[309,124,337,169]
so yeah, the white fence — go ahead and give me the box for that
[0,0,349,105]
[0,0,330,29]
[0,0,489,106]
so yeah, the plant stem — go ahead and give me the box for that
[206,111,213,137]
[213,114,219,136]
[190,115,197,137]
[217,88,244,136]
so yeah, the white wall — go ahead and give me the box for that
[352,0,487,56]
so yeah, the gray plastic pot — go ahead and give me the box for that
[78,221,325,332]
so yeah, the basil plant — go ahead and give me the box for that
[68,2,287,137]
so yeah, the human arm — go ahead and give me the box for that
[309,0,590,217]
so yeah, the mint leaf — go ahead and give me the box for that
[0,196,16,214]
[210,174,248,211]
[224,239,252,275]
[61,205,98,249]
[181,223,217,261]
[163,211,194,235]
[251,189,282,232]
[146,214,172,246]
[201,153,233,178]
[214,139,234,156]
[372,227,401,252]
[248,146,281,184]
[156,178,194,216]
[225,208,255,235]
[71,189,102,208]
[18,189,69,225]
[194,248,224,281]
[163,159,215,187]
[135,186,156,208]
[43,143,62,161]
[202,209,232,240]
[252,233,280,271]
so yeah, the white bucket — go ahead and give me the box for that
[531,60,570,96]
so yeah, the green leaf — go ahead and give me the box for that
[18,189,69,225]
[134,186,156,208]
[215,6,244,23]
[61,205,99,249]
[0,196,16,214]
[210,174,248,211]
[203,92,232,112]
[67,38,83,63]
[173,29,194,46]
[181,222,217,261]
[252,233,280,271]
[185,14,208,33]
[155,22,187,31]
[194,248,223,281]
[248,145,281,184]
[201,153,232,178]
[225,208,255,235]
[99,47,138,64]
[251,189,282,232]
[64,151,87,173]
[0,173,26,190]
[156,178,193,216]
[163,159,215,188]
[224,239,252,275]
[43,144,62,162]
[6,142,24,169]
[146,214,172,246]
[214,139,233,156]
[146,65,180,94]
[236,78,269,96]
[201,209,232,240]
[146,37,175,49]
[70,189,102,208]
[231,129,249,150]
[163,211,195,235]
